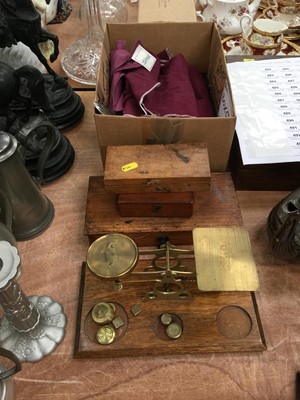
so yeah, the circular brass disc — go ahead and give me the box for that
[160,313,173,326]
[87,233,138,279]
[166,322,183,339]
[96,325,116,345]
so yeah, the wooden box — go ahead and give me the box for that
[229,134,300,191]
[84,174,243,247]
[103,143,211,193]
[117,192,194,218]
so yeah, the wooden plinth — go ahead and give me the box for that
[79,172,266,358]
[84,173,244,246]
[74,261,266,358]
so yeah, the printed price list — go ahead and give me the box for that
[261,61,300,153]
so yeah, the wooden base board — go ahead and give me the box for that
[74,262,266,358]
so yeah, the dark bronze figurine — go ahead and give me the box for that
[0,0,83,183]
[0,0,59,78]
[0,62,76,184]
[0,0,85,131]
[0,61,53,130]
[267,188,300,261]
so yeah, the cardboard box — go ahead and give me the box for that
[95,22,236,172]
[138,0,197,23]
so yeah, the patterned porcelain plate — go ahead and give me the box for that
[258,0,270,10]
[262,7,300,40]
[222,35,300,55]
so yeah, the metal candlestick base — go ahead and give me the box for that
[0,241,67,363]
[0,295,67,363]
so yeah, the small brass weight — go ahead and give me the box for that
[87,233,195,300]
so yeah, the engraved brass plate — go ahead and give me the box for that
[192,227,259,291]
[87,233,138,279]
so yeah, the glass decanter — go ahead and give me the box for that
[61,0,127,86]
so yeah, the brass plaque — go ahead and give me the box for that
[192,227,259,291]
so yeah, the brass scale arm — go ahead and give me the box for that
[118,243,196,300]
[87,234,196,300]
[87,229,260,298]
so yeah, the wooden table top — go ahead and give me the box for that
[11,1,300,399]
[14,89,300,400]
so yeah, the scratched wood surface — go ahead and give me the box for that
[103,143,211,193]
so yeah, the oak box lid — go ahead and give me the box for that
[103,143,211,193]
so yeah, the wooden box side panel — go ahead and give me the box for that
[117,192,194,218]
[118,192,194,204]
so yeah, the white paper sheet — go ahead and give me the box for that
[227,57,300,165]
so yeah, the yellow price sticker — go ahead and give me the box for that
[243,58,255,62]
[121,162,138,172]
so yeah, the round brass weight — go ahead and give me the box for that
[87,233,139,279]
[92,302,115,324]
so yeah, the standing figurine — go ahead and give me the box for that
[267,188,300,261]
[0,61,53,130]
[0,0,60,78]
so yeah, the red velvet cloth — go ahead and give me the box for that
[109,40,215,117]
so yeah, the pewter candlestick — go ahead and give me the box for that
[0,241,67,363]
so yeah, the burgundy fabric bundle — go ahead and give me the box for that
[109,40,215,117]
